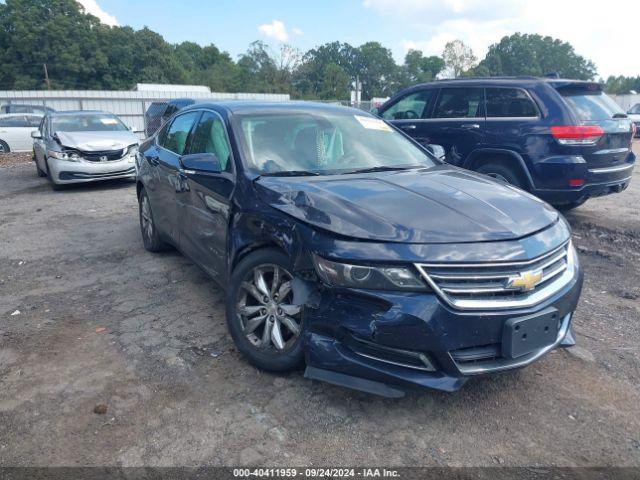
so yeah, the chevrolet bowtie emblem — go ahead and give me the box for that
[506,270,543,292]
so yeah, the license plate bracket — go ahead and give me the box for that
[502,309,560,359]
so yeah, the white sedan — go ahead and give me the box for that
[0,114,42,153]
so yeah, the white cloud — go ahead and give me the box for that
[366,0,640,78]
[258,20,290,43]
[76,0,118,26]
[292,27,303,36]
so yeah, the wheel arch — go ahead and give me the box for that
[464,148,535,191]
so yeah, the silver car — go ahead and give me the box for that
[32,110,139,190]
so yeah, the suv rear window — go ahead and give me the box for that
[486,88,538,118]
[433,88,484,119]
[558,88,624,121]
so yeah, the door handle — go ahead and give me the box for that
[461,123,480,130]
[401,124,417,130]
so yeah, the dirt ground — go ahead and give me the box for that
[0,146,639,468]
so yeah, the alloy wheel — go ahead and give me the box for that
[141,195,154,241]
[237,264,302,353]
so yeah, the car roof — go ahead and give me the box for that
[405,76,601,89]
[181,101,365,116]
[49,110,114,117]
[0,113,42,118]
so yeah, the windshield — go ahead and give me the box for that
[560,90,625,121]
[235,111,436,175]
[628,104,640,115]
[51,114,128,133]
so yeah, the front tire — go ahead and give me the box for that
[226,248,304,372]
[0,140,10,154]
[138,188,170,252]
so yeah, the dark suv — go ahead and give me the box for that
[377,77,636,210]
[144,98,195,137]
[136,101,582,397]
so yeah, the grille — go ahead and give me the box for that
[415,241,575,311]
[80,149,127,162]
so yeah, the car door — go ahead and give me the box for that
[422,87,486,166]
[483,86,540,162]
[146,110,201,244]
[177,110,235,280]
[0,116,30,151]
[380,89,436,147]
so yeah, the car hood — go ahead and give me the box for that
[54,131,138,151]
[256,166,559,244]
[628,113,640,122]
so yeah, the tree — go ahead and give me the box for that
[442,40,477,78]
[353,42,400,98]
[318,63,351,100]
[603,75,640,94]
[294,42,358,98]
[401,50,445,86]
[477,33,596,80]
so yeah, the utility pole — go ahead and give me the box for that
[355,75,360,108]
[43,63,51,89]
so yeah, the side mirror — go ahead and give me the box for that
[31,131,42,139]
[180,152,222,174]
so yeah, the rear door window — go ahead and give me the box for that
[433,88,484,118]
[161,112,200,155]
[559,89,625,121]
[486,88,538,118]
[382,90,434,120]
[0,116,29,127]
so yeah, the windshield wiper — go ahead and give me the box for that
[613,113,628,119]
[260,170,321,177]
[344,165,420,174]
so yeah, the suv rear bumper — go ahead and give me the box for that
[533,155,635,205]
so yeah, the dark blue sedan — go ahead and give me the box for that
[135,102,583,397]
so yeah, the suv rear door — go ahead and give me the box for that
[554,83,634,170]
[424,87,485,165]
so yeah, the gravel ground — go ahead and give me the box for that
[0,147,639,467]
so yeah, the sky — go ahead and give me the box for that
[77,0,640,79]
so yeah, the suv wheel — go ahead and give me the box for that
[226,248,304,372]
[476,163,525,189]
[0,140,10,154]
[555,199,587,211]
[138,188,170,252]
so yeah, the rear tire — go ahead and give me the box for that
[138,188,170,252]
[0,140,9,154]
[226,248,305,372]
[476,163,526,189]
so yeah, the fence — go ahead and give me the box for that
[0,90,290,138]
[611,94,640,111]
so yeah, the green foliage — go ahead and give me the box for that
[400,50,444,86]
[0,1,609,100]
[442,40,477,78]
[603,76,640,94]
[476,33,597,80]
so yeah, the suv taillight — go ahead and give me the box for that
[550,125,604,145]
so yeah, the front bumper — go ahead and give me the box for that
[48,156,136,185]
[302,255,583,397]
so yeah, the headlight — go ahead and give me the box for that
[48,150,80,162]
[313,255,429,291]
[127,145,139,156]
